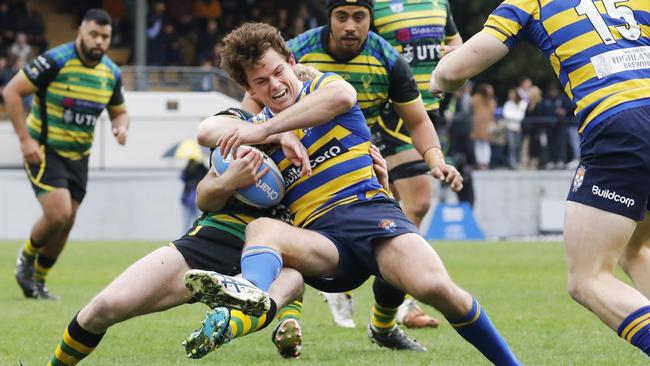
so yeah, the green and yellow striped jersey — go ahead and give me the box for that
[373,0,460,110]
[287,26,420,127]
[21,42,125,160]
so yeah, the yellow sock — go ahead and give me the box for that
[370,303,398,333]
[35,255,56,283]
[22,238,40,258]
[277,299,303,322]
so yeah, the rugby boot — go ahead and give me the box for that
[272,318,302,358]
[184,269,270,317]
[367,323,427,352]
[320,292,356,328]
[183,308,232,359]
[397,298,440,329]
[33,281,60,300]
[15,250,36,298]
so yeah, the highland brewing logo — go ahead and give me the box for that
[591,185,635,208]
[572,165,586,192]
[282,139,348,187]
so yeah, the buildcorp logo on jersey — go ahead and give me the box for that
[592,185,635,208]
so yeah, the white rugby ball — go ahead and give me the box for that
[212,146,285,208]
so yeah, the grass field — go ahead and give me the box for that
[0,240,646,365]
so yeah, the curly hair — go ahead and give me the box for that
[220,23,293,88]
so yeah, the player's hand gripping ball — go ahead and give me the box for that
[212,145,285,208]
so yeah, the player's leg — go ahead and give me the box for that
[49,246,192,365]
[35,198,81,300]
[320,291,356,328]
[184,267,305,358]
[16,188,73,299]
[185,217,338,316]
[375,233,521,365]
[619,211,650,298]
[386,150,434,227]
[367,277,426,352]
[565,202,650,355]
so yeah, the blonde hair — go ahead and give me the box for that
[293,64,321,81]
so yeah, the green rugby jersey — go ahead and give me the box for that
[373,0,460,110]
[287,26,420,127]
[194,200,272,241]
[21,42,125,160]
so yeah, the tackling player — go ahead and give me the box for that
[430,0,650,358]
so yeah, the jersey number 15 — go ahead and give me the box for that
[575,0,641,45]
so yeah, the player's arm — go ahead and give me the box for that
[431,32,509,94]
[441,1,463,54]
[107,75,129,145]
[196,148,267,211]
[263,76,356,134]
[3,54,56,164]
[219,75,356,157]
[241,92,264,114]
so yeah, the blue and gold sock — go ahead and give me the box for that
[35,254,57,283]
[240,246,282,291]
[618,305,650,355]
[447,298,521,366]
[370,303,398,333]
[49,315,105,365]
[22,237,41,260]
[278,298,303,322]
[229,299,278,339]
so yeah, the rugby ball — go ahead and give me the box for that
[212,146,285,208]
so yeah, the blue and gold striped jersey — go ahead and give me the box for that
[287,26,420,127]
[264,72,390,227]
[373,0,460,110]
[483,0,650,136]
[21,42,125,159]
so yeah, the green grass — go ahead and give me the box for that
[0,240,646,365]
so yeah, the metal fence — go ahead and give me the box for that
[120,66,245,99]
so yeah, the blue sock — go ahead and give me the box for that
[618,305,650,356]
[448,298,521,366]
[240,246,283,292]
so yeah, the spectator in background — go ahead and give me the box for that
[192,59,215,91]
[180,159,208,231]
[160,22,184,66]
[541,83,570,169]
[0,55,12,95]
[146,1,166,65]
[445,81,475,205]
[194,0,221,21]
[195,19,220,63]
[471,83,496,170]
[297,3,319,30]
[516,77,532,103]
[276,8,290,38]
[0,1,16,51]
[503,87,527,169]
[16,0,46,52]
[10,32,31,65]
[521,86,544,169]
[167,0,196,36]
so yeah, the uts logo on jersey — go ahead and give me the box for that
[572,165,586,192]
[378,218,396,232]
[61,98,105,126]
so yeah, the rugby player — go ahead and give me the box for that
[3,9,129,300]
[189,22,521,365]
[430,0,650,357]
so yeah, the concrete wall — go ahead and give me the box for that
[0,169,575,241]
[0,91,240,169]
